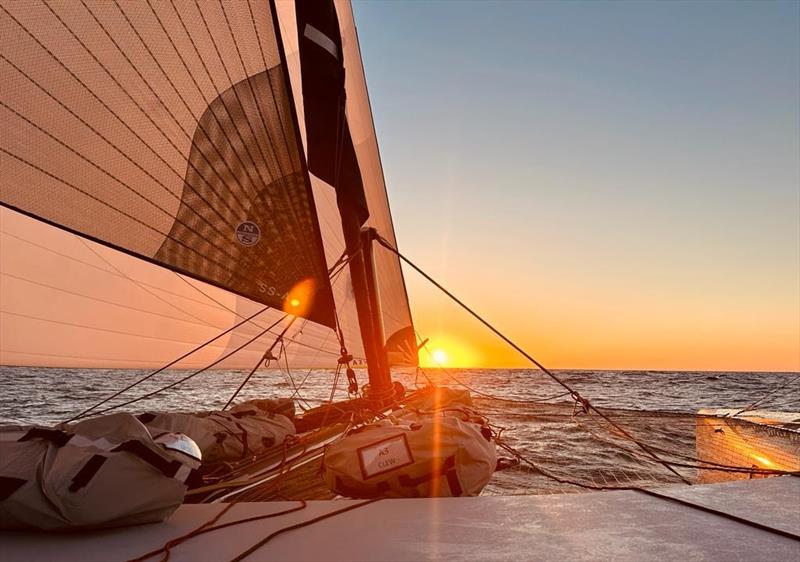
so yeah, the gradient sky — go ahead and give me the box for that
[353,0,800,371]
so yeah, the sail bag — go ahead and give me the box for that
[323,404,496,498]
[0,413,199,530]
[140,399,296,466]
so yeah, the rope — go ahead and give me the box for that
[417,345,572,405]
[127,502,308,562]
[376,235,691,485]
[278,337,313,411]
[731,373,800,417]
[223,316,297,410]
[228,499,380,562]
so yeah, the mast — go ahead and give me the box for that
[358,227,393,399]
[289,0,396,401]
[340,215,393,400]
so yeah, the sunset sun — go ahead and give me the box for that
[432,349,448,365]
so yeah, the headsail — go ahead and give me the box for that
[277,0,418,367]
[0,0,335,327]
[0,0,416,371]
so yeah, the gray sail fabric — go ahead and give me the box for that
[0,0,336,327]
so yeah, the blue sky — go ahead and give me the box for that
[352,0,800,369]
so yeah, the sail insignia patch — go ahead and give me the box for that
[235,221,261,246]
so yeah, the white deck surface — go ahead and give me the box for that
[1,477,798,561]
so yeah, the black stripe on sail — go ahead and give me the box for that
[296,0,369,231]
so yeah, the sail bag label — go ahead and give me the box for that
[358,433,414,479]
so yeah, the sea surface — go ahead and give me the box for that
[1,367,798,494]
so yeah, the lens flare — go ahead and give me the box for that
[283,278,315,317]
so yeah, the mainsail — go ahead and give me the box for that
[1,0,335,326]
[0,0,416,370]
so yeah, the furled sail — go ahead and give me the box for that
[0,0,335,327]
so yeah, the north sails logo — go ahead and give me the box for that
[235,221,260,246]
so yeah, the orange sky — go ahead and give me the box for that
[407,244,799,371]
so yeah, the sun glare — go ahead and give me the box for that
[283,278,315,316]
[432,349,448,365]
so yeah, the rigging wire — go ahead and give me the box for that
[173,251,353,357]
[223,316,298,410]
[276,333,314,411]
[375,235,692,485]
[64,249,354,422]
[416,340,572,405]
[66,312,286,422]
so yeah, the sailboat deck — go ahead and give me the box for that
[2,476,797,561]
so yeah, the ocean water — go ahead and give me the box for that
[1,367,798,494]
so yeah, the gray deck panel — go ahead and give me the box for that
[1,477,798,561]
[656,475,800,536]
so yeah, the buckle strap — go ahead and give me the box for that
[68,454,107,492]
[335,476,390,498]
[18,427,71,447]
[397,456,463,497]
[0,476,26,501]
[112,440,181,478]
